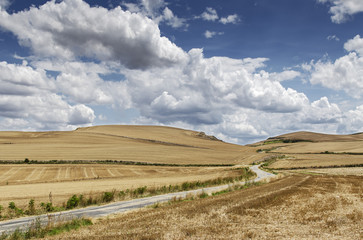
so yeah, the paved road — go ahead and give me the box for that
[0,165,274,234]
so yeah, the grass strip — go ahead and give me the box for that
[0,159,233,167]
[0,217,92,240]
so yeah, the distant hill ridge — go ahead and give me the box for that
[266,131,363,143]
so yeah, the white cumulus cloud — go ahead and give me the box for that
[0,0,10,10]
[0,0,187,69]
[1,0,361,143]
[220,14,240,24]
[123,0,187,28]
[344,34,363,55]
[123,48,309,127]
[200,7,219,21]
[338,105,363,133]
[0,61,95,130]
[308,35,363,98]
[318,0,363,23]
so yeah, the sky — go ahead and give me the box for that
[0,0,363,144]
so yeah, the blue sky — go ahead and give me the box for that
[0,0,363,144]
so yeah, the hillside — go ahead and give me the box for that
[266,131,363,143]
[254,131,363,169]
[0,125,257,165]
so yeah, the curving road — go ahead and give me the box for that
[0,165,274,234]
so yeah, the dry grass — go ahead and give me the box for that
[48,174,363,240]
[0,125,258,165]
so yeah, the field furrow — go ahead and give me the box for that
[24,168,38,181]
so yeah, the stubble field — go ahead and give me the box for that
[252,131,363,169]
[49,174,363,240]
[0,125,258,164]
[1,126,363,240]
[0,125,254,209]
[0,164,242,208]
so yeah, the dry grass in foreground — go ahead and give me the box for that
[49,174,362,240]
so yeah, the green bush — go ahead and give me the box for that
[103,191,115,202]
[8,202,16,210]
[45,202,54,212]
[133,186,147,196]
[66,195,80,209]
[28,199,36,215]
[8,202,23,216]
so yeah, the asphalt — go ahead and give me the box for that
[0,165,275,234]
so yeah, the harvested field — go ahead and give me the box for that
[249,131,363,169]
[0,125,258,165]
[271,141,363,154]
[0,164,242,208]
[266,131,363,143]
[292,167,363,176]
[49,174,363,240]
[267,154,363,169]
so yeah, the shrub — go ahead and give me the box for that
[8,202,16,210]
[103,191,115,203]
[119,191,126,199]
[133,186,147,196]
[198,192,208,199]
[28,199,36,215]
[66,195,80,209]
[8,202,23,216]
[45,202,54,212]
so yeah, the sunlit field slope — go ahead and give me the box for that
[0,125,257,165]
[0,125,258,208]
[252,131,363,169]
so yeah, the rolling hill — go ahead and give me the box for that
[0,125,257,165]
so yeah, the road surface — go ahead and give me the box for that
[0,165,274,234]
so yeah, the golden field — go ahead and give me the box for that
[0,164,242,207]
[0,125,258,164]
[0,125,255,208]
[49,174,363,240]
[253,131,363,169]
[0,127,362,209]
[0,126,363,239]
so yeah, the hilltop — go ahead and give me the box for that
[0,125,257,165]
[266,131,363,143]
